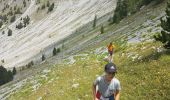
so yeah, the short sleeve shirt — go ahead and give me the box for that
[94,76,121,98]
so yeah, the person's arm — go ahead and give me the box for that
[115,79,121,100]
[92,84,98,100]
[92,77,101,100]
[115,90,120,100]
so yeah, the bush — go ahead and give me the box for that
[23,15,30,26]
[0,65,13,86]
[0,21,3,28]
[26,61,34,68]
[42,54,46,61]
[154,2,170,49]
[15,7,22,14]
[47,1,50,7]
[16,22,23,29]
[100,25,104,34]
[8,29,12,36]
[57,48,61,53]
[53,48,57,56]
[41,4,46,9]
[23,0,26,7]
[48,3,54,12]
[10,15,16,23]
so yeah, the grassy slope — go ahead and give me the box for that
[8,41,170,100]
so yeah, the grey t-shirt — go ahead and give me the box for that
[94,75,121,98]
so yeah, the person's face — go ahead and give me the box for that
[105,72,115,81]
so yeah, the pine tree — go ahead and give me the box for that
[12,67,17,75]
[154,2,170,49]
[112,0,127,24]
[93,15,97,28]
[47,1,50,7]
[100,25,104,34]
[42,54,46,61]
[53,47,57,56]
[0,21,3,28]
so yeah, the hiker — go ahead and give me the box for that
[92,63,121,100]
[107,42,115,62]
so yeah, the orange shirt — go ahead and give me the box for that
[108,45,115,51]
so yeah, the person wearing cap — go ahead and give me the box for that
[92,63,121,100]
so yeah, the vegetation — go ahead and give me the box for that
[16,15,30,29]
[41,3,46,10]
[23,0,27,7]
[111,0,165,24]
[112,0,128,24]
[0,21,3,28]
[15,7,22,14]
[154,2,170,49]
[48,3,55,12]
[0,65,14,86]
[42,54,46,61]
[8,29,12,36]
[26,61,34,68]
[23,15,30,27]
[10,15,16,23]
[16,22,23,29]
[8,41,170,99]
[93,15,97,28]
[47,1,50,7]
[100,25,104,34]
[12,67,17,75]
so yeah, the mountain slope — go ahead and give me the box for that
[0,0,117,68]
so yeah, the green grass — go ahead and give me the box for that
[8,41,170,100]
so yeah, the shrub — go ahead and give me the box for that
[12,67,17,75]
[23,15,30,26]
[23,0,26,7]
[47,1,50,7]
[53,48,57,56]
[0,21,3,28]
[57,48,61,53]
[48,3,54,12]
[27,61,34,68]
[0,65,13,86]
[15,7,22,14]
[100,25,104,34]
[42,54,46,61]
[8,29,12,36]
[154,2,170,49]
[41,4,46,9]
[16,22,23,29]
[10,15,16,23]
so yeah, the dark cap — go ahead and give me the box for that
[105,63,117,73]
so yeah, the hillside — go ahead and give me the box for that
[0,0,170,100]
[0,0,117,69]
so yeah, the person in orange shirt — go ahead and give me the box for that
[107,42,115,63]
